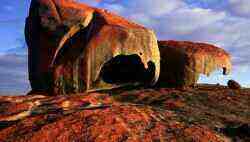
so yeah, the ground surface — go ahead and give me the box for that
[0,84,249,142]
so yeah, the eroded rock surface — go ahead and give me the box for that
[25,0,160,95]
[157,40,232,87]
[2,85,250,142]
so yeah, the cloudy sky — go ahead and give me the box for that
[0,0,250,94]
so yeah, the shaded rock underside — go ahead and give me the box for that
[0,85,249,142]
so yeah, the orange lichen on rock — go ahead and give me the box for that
[184,125,225,142]
[158,40,232,87]
[25,0,160,95]
[0,90,230,142]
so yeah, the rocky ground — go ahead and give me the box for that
[0,84,249,142]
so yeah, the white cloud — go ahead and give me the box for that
[101,0,185,18]
[159,8,226,35]
[228,0,250,17]
[127,0,185,17]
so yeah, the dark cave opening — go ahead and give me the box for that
[100,54,155,85]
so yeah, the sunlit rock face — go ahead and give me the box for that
[157,40,232,87]
[25,0,160,95]
[0,90,229,142]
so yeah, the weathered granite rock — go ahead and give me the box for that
[157,40,232,87]
[0,88,232,142]
[227,80,241,89]
[25,0,160,95]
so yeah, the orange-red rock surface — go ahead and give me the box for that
[157,40,232,87]
[1,85,250,142]
[17,1,248,141]
[25,0,160,94]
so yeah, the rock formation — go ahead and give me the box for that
[157,40,232,87]
[25,0,160,95]
[1,1,248,141]
[227,80,241,89]
[1,86,241,142]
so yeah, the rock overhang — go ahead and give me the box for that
[25,0,160,94]
[157,40,232,87]
[25,0,232,94]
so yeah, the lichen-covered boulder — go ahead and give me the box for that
[157,40,232,87]
[25,0,160,94]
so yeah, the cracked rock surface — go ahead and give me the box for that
[0,85,249,142]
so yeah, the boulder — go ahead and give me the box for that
[25,0,160,95]
[227,80,241,89]
[157,40,232,87]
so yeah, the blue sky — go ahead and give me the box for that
[0,0,250,94]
